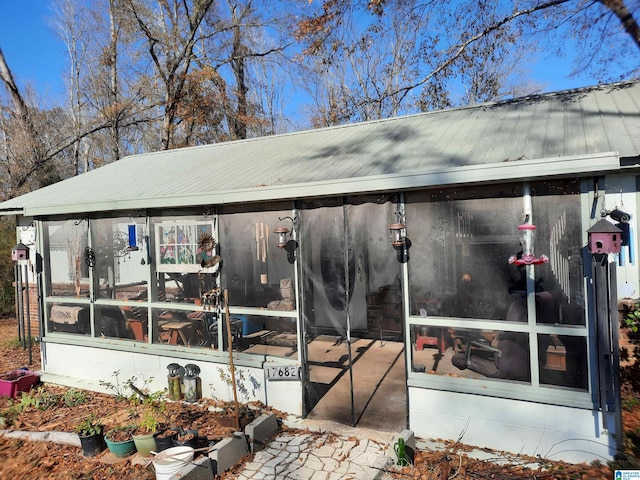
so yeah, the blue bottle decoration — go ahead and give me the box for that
[128,224,137,250]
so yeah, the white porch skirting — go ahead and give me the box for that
[409,387,616,464]
[39,342,303,416]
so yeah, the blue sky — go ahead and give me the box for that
[0,1,634,111]
[0,1,67,104]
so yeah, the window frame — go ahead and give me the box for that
[404,179,594,408]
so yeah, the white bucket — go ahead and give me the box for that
[152,446,195,480]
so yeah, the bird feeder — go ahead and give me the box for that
[508,223,548,266]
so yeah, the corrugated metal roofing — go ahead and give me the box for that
[1,80,639,216]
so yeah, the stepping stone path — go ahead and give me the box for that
[235,431,388,480]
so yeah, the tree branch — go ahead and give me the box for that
[364,0,574,110]
[599,0,640,50]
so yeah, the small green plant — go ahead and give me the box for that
[105,425,134,442]
[623,396,640,412]
[99,370,135,400]
[136,410,160,434]
[625,309,640,332]
[2,336,39,349]
[216,365,258,401]
[15,387,58,411]
[76,414,103,436]
[62,388,87,407]
[100,371,169,435]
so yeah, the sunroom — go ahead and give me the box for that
[2,81,640,464]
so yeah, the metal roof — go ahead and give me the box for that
[2,80,639,217]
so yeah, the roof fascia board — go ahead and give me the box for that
[15,151,620,217]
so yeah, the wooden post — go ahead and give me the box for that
[224,289,240,430]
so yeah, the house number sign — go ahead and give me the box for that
[265,365,301,381]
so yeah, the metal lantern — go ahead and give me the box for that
[274,226,289,249]
[389,223,406,247]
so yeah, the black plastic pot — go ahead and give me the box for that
[153,428,179,452]
[79,432,106,457]
[172,429,199,448]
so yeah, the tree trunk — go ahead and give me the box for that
[599,0,640,51]
[0,48,32,127]
[231,23,248,140]
[109,0,121,162]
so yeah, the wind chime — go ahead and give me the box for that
[456,209,472,256]
[256,222,269,284]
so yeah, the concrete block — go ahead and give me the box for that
[245,413,279,453]
[389,430,415,466]
[208,432,250,474]
[362,455,394,480]
[168,456,214,480]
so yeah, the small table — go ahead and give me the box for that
[160,322,192,346]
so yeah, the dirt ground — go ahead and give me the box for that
[0,318,635,479]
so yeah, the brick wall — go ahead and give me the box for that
[14,284,41,338]
[619,298,640,367]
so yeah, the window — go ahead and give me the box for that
[406,180,589,400]
[44,219,90,298]
[91,216,148,301]
[407,184,523,320]
[218,203,296,309]
[411,326,530,382]
[155,220,216,273]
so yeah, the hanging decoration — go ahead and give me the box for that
[198,231,216,253]
[127,223,139,251]
[84,247,96,269]
[112,230,131,258]
[456,209,472,256]
[257,222,269,284]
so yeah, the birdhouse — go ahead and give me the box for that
[587,219,622,254]
[11,243,30,261]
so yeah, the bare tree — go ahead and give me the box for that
[297,0,640,119]
[122,0,216,150]
[53,0,90,175]
[0,48,62,196]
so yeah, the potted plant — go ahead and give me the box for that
[131,411,159,457]
[153,424,180,452]
[104,425,136,458]
[172,428,199,448]
[76,414,106,457]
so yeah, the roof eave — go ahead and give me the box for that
[7,151,621,218]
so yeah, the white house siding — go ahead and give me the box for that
[409,387,614,464]
[38,343,306,415]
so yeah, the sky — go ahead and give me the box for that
[0,1,635,113]
[0,1,68,105]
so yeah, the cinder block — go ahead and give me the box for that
[209,432,250,474]
[168,456,214,480]
[245,413,279,452]
[389,429,415,466]
[362,455,394,480]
